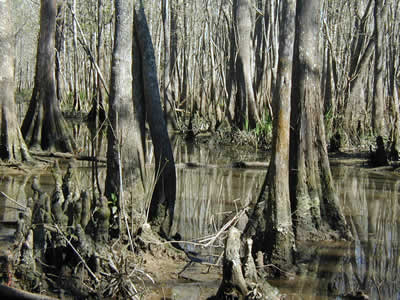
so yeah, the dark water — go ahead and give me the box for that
[270,166,400,300]
[1,132,400,299]
[166,148,400,300]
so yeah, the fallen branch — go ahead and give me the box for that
[29,151,106,163]
[0,191,27,210]
[200,207,248,247]
[0,284,59,300]
[175,161,268,169]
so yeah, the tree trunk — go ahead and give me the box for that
[161,0,177,130]
[88,0,106,123]
[216,227,248,298]
[0,0,31,162]
[133,0,176,237]
[290,0,350,240]
[72,0,79,111]
[105,0,135,230]
[55,0,65,103]
[21,0,75,153]
[372,0,386,136]
[244,0,351,276]
[232,0,260,129]
[243,0,296,273]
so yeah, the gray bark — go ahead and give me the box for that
[263,0,296,270]
[55,0,65,103]
[290,0,350,240]
[217,227,248,298]
[105,0,135,223]
[0,0,31,161]
[244,0,296,273]
[372,0,385,136]
[233,0,260,129]
[21,0,75,153]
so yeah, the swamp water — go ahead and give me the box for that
[1,135,400,299]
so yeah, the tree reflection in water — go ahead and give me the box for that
[171,140,267,256]
[333,167,400,299]
[276,167,400,299]
[167,143,400,299]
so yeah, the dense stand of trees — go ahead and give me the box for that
[1,0,400,297]
[12,0,400,145]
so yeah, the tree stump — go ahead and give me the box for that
[216,227,282,300]
[216,227,248,299]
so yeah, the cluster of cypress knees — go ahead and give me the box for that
[1,162,112,299]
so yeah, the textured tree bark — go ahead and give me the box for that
[21,0,75,153]
[216,227,248,299]
[290,0,350,240]
[372,0,386,136]
[244,0,351,276]
[262,0,296,271]
[105,0,137,228]
[232,0,260,130]
[55,0,65,103]
[0,0,31,162]
[134,0,176,237]
[243,0,296,273]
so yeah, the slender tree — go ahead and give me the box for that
[243,0,296,272]
[21,0,75,153]
[372,0,386,136]
[105,0,143,230]
[231,0,260,129]
[55,0,65,103]
[133,0,176,237]
[87,0,106,123]
[0,0,31,161]
[161,0,177,129]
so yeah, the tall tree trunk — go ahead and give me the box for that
[72,0,80,111]
[134,0,176,237]
[372,0,385,136]
[233,0,260,129]
[290,0,349,240]
[55,0,65,103]
[88,0,106,123]
[244,0,351,276]
[0,0,31,162]
[161,0,177,130]
[105,0,136,232]
[21,0,75,153]
[244,0,296,273]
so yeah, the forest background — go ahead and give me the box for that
[13,0,400,149]
[1,0,400,299]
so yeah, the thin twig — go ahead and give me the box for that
[0,192,27,210]
[67,3,109,96]
[202,207,248,247]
